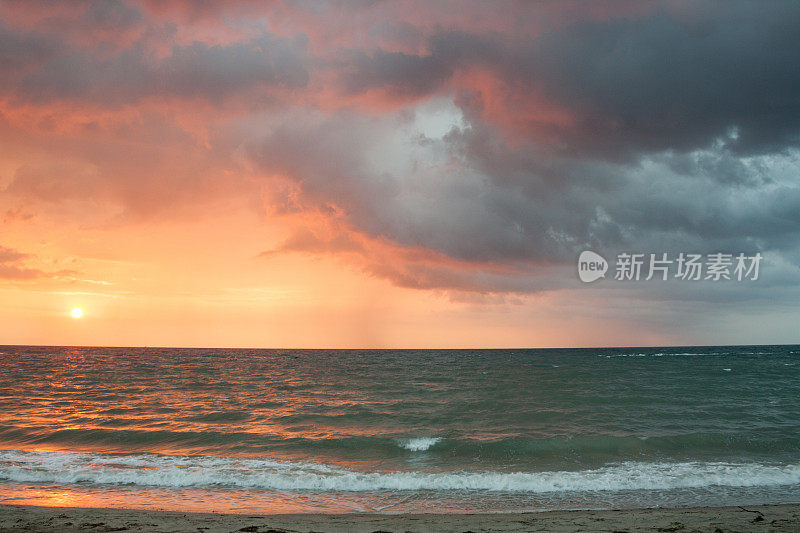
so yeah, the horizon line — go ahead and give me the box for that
[1,342,798,351]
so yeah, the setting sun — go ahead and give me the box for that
[70,308,84,319]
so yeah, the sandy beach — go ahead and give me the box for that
[0,504,797,532]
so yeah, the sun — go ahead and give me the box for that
[70,307,84,319]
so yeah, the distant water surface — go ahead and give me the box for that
[0,345,798,513]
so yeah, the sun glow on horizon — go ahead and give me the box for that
[70,308,84,319]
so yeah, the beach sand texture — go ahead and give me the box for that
[1,504,799,532]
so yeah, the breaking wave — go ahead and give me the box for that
[1,450,799,493]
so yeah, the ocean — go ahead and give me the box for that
[0,345,798,513]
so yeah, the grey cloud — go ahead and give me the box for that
[80,0,144,30]
[341,2,800,158]
[0,23,60,72]
[529,3,800,157]
[156,37,309,102]
[249,106,800,294]
[1,23,309,106]
[342,49,454,98]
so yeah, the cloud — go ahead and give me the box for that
[5,163,105,202]
[0,246,28,263]
[3,0,800,300]
[527,3,800,156]
[0,245,41,279]
[245,96,800,296]
[0,2,309,107]
[261,227,365,257]
[2,208,35,223]
[0,244,82,281]
[13,35,308,106]
[341,48,454,99]
[335,2,800,157]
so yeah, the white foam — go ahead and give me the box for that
[1,450,799,493]
[398,438,442,451]
[600,352,733,358]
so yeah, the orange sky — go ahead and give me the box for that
[0,200,645,348]
[2,1,799,348]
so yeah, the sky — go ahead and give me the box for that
[1,0,800,348]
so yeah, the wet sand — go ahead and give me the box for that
[1,503,798,532]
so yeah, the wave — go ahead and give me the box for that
[597,351,740,358]
[398,437,442,451]
[1,425,797,460]
[1,450,799,493]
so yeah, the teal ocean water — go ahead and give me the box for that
[0,345,798,513]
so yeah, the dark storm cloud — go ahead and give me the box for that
[342,49,455,98]
[268,0,800,295]
[341,2,800,157]
[251,105,800,297]
[529,3,800,156]
[447,121,800,261]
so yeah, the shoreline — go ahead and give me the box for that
[1,503,798,532]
